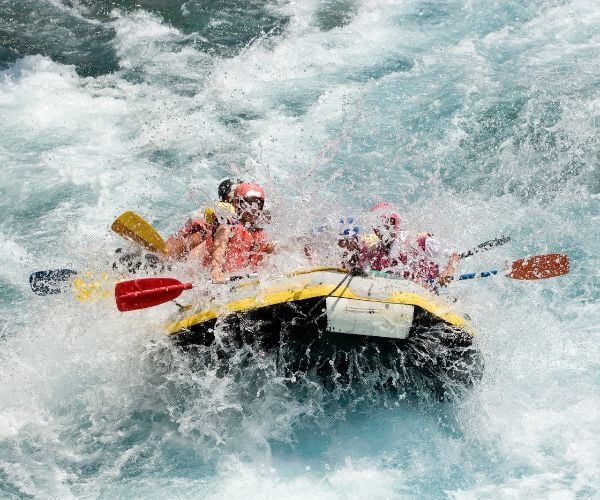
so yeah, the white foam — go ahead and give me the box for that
[0,0,599,497]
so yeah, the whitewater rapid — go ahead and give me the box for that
[1,0,598,498]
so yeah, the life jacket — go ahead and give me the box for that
[397,233,439,281]
[357,234,397,271]
[203,224,270,272]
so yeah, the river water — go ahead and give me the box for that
[0,0,598,498]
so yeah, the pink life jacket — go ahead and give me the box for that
[398,233,439,281]
[357,238,396,271]
[357,233,440,282]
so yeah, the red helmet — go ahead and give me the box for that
[234,182,265,200]
[234,183,265,212]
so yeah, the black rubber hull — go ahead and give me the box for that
[171,297,483,399]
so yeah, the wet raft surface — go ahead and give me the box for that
[172,299,484,399]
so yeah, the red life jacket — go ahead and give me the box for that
[203,224,270,272]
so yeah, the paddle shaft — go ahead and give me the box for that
[457,270,498,280]
[459,236,511,259]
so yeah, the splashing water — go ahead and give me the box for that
[1,0,599,497]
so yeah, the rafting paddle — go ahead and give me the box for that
[29,212,167,295]
[30,269,78,295]
[111,211,168,255]
[114,253,570,312]
[457,253,569,281]
[115,277,191,311]
[29,269,113,301]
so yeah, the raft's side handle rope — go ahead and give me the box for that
[306,267,365,318]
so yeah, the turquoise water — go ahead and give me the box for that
[1,0,598,498]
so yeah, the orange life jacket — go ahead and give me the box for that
[203,224,270,272]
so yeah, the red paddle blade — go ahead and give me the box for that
[508,253,570,280]
[115,277,193,312]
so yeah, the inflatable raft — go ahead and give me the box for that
[166,268,483,394]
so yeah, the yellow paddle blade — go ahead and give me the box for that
[72,272,114,302]
[111,211,168,255]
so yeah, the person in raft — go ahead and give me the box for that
[164,178,242,260]
[358,202,460,288]
[203,182,276,283]
[337,216,362,270]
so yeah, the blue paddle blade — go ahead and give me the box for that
[29,269,78,295]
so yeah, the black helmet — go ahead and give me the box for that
[218,178,243,202]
